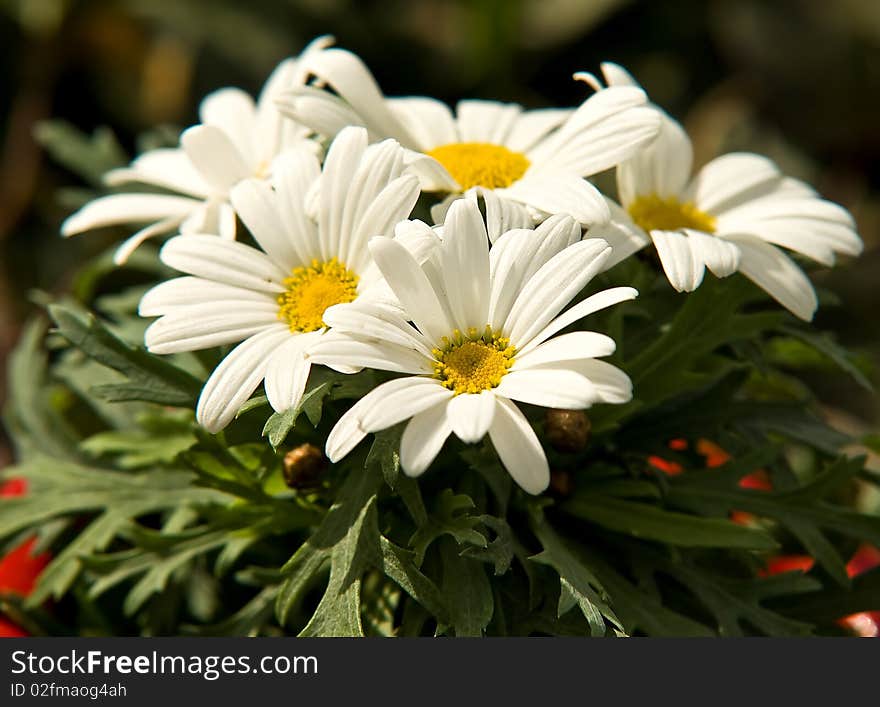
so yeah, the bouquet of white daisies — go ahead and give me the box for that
[3,36,877,637]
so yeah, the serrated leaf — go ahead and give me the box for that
[410,489,487,565]
[299,497,380,636]
[378,537,449,625]
[48,304,201,407]
[530,519,620,636]
[262,380,333,448]
[275,460,382,627]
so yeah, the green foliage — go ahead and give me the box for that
[2,250,878,637]
[33,120,127,188]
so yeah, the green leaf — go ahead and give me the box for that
[81,414,197,468]
[48,304,201,407]
[262,379,334,448]
[410,489,487,565]
[770,567,880,625]
[462,516,515,575]
[438,538,494,636]
[378,537,449,625]
[775,325,873,392]
[275,460,382,628]
[561,495,778,550]
[299,496,380,636]
[3,317,81,459]
[34,120,127,186]
[530,518,621,636]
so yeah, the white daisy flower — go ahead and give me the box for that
[308,199,637,494]
[139,126,429,433]
[62,36,333,265]
[277,45,661,239]
[581,63,863,321]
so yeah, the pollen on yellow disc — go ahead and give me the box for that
[433,326,516,395]
[277,258,359,333]
[627,194,717,233]
[426,142,530,191]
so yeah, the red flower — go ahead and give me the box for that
[839,543,880,637]
[0,477,50,638]
[759,555,815,577]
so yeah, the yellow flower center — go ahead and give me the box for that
[627,194,716,233]
[426,142,530,190]
[432,326,516,395]
[277,258,359,333]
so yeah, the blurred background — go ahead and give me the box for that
[1,0,878,466]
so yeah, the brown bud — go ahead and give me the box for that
[282,443,326,490]
[549,469,574,497]
[544,409,591,453]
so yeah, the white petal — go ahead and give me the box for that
[61,194,199,236]
[392,218,442,265]
[496,368,597,409]
[318,126,368,261]
[504,238,612,347]
[181,125,251,192]
[368,237,453,343]
[502,172,610,225]
[686,153,781,214]
[359,378,453,433]
[326,376,429,461]
[528,85,660,177]
[112,216,183,265]
[455,100,521,144]
[338,138,407,265]
[513,331,616,370]
[600,62,639,87]
[440,199,491,331]
[586,197,651,270]
[105,148,210,198]
[388,97,458,151]
[488,398,549,494]
[504,108,573,154]
[447,391,496,444]
[724,235,818,321]
[264,334,316,413]
[273,145,322,265]
[488,214,581,330]
[196,327,291,433]
[519,286,638,356]
[650,229,705,292]
[276,86,367,139]
[400,402,453,477]
[617,114,692,205]
[298,47,416,145]
[549,358,633,403]
[139,276,275,317]
[145,304,280,353]
[479,187,536,243]
[348,174,420,271]
[321,301,432,355]
[159,235,287,292]
[198,87,257,163]
[684,229,741,277]
[230,178,299,270]
[307,335,433,375]
[406,152,460,192]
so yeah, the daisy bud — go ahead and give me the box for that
[282,443,326,490]
[549,469,574,497]
[545,409,591,453]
